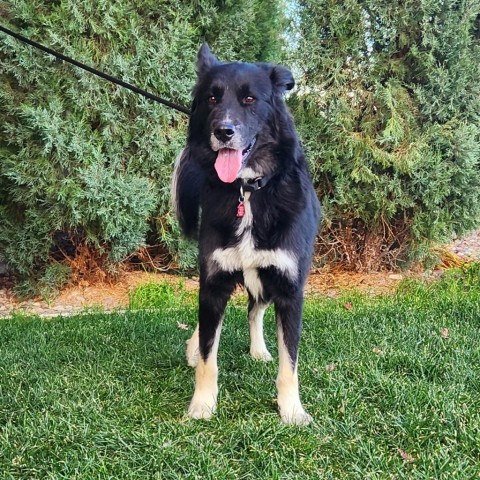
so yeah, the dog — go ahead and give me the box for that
[172,44,321,425]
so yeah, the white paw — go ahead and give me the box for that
[188,394,217,420]
[280,408,313,426]
[278,400,313,426]
[250,348,273,362]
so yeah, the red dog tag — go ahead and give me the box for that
[237,202,245,217]
[237,186,246,218]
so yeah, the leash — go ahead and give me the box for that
[0,24,191,116]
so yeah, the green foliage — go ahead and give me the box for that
[4,0,478,284]
[288,0,480,269]
[128,279,196,310]
[0,0,284,289]
[397,263,480,301]
[14,262,72,301]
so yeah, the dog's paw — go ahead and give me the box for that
[280,408,313,426]
[250,348,273,362]
[278,401,313,426]
[188,394,217,420]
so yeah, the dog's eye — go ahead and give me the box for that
[207,96,217,105]
[243,96,256,105]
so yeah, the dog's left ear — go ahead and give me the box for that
[197,43,220,77]
[269,65,295,93]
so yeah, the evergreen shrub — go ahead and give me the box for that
[288,0,480,270]
[0,0,283,291]
[3,0,478,288]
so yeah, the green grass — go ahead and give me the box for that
[1,266,479,479]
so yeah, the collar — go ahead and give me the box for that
[235,173,275,218]
[239,172,275,192]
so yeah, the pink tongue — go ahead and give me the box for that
[214,148,242,183]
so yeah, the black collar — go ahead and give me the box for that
[239,172,275,192]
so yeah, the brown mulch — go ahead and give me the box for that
[1,230,479,319]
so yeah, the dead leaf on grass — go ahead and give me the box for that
[441,328,450,339]
[177,322,189,330]
[372,347,385,356]
[397,448,415,463]
[325,363,337,372]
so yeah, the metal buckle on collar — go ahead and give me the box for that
[242,176,267,192]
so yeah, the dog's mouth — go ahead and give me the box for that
[214,139,256,183]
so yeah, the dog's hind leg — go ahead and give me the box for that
[188,275,235,420]
[186,324,200,367]
[248,294,273,362]
[275,294,313,426]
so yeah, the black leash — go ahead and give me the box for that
[0,24,191,116]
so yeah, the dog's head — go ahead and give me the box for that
[189,43,295,183]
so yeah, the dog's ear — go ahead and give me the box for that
[197,43,220,77]
[270,65,295,93]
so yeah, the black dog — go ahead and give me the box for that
[172,44,321,424]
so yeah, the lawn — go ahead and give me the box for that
[0,266,479,479]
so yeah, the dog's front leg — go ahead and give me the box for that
[188,276,234,420]
[275,295,312,426]
[188,317,222,420]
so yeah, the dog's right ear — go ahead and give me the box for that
[197,43,220,77]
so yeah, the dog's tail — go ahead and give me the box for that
[171,147,203,238]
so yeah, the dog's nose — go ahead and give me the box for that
[214,124,236,143]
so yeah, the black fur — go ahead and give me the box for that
[173,43,321,385]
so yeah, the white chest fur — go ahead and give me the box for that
[210,192,297,300]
